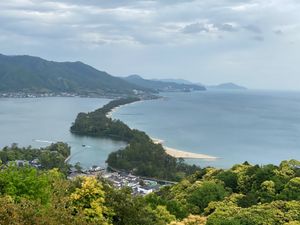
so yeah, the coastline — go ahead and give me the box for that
[164,147,218,161]
[107,98,219,161]
[151,138,219,161]
[106,100,144,118]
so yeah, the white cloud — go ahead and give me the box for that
[1,0,298,46]
[0,0,300,89]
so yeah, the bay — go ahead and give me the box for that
[1,90,300,169]
[0,97,126,169]
[112,90,300,168]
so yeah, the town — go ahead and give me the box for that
[0,92,78,98]
[68,165,174,196]
[9,158,168,195]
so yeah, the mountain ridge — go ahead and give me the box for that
[123,74,206,92]
[153,78,195,85]
[0,54,151,97]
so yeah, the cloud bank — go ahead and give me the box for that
[0,0,300,89]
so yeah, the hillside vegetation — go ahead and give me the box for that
[123,75,206,92]
[147,159,300,224]
[69,98,300,224]
[0,159,298,224]
[0,54,150,96]
[0,142,71,174]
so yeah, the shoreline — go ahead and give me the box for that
[106,99,145,118]
[106,100,220,161]
[151,137,219,160]
[164,146,219,161]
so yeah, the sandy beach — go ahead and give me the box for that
[151,137,219,161]
[107,100,144,118]
[151,137,164,144]
[164,147,218,160]
[106,106,120,118]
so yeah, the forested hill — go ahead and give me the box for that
[123,75,206,92]
[0,54,151,96]
[1,152,299,224]
[71,98,200,181]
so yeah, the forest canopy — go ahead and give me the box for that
[0,159,298,224]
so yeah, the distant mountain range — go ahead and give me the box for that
[207,82,247,90]
[152,78,246,91]
[0,54,150,97]
[153,78,195,85]
[123,75,206,92]
[0,53,247,97]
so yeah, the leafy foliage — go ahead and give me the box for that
[0,160,299,224]
[0,165,52,204]
[169,215,207,225]
[0,142,71,174]
[71,97,139,141]
[70,177,112,224]
[148,159,300,224]
[103,184,175,225]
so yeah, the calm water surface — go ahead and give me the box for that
[113,90,300,168]
[1,90,300,169]
[0,97,126,169]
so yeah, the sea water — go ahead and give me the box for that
[112,90,300,168]
[0,97,126,169]
[1,90,300,169]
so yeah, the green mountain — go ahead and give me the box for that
[0,54,150,96]
[123,75,206,92]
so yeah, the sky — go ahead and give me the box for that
[0,0,299,90]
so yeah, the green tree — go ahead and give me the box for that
[70,177,112,224]
[187,181,229,213]
[258,180,276,203]
[0,164,51,204]
[216,170,238,191]
[280,177,300,200]
[169,215,207,225]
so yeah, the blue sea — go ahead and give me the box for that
[113,90,300,168]
[0,90,300,169]
[0,97,126,169]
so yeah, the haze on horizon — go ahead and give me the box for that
[0,0,299,90]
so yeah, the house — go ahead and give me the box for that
[14,160,29,167]
[137,186,154,195]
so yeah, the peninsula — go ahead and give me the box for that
[70,98,206,181]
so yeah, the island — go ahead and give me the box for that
[207,82,247,90]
